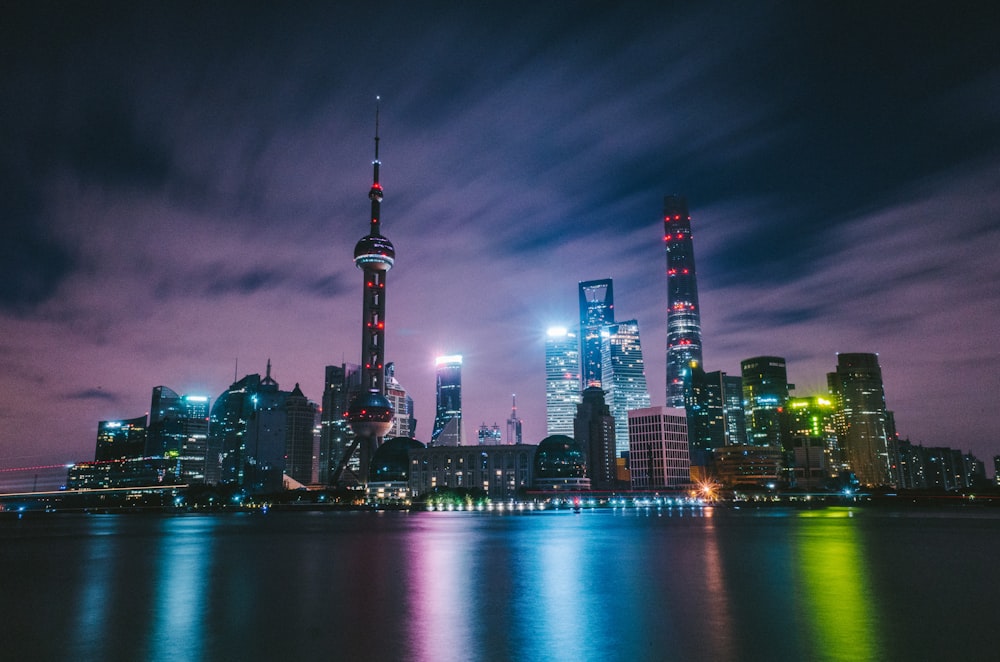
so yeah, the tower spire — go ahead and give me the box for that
[369,96,383,235]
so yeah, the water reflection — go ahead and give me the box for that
[795,509,881,661]
[700,510,736,660]
[71,516,118,659]
[407,514,476,660]
[148,516,214,661]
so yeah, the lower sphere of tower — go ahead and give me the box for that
[348,391,395,438]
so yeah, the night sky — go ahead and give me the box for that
[3,2,999,472]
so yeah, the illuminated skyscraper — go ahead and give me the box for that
[579,279,614,387]
[385,362,415,439]
[664,195,703,407]
[741,356,790,447]
[601,320,651,458]
[545,326,581,436]
[828,353,892,487]
[781,396,838,489]
[147,386,210,483]
[95,416,147,461]
[431,355,463,446]
[342,101,396,482]
[319,363,361,484]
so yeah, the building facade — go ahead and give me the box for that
[628,406,691,489]
[431,355,463,446]
[781,396,839,489]
[579,279,614,388]
[408,444,536,500]
[601,319,651,458]
[95,416,148,462]
[574,386,617,491]
[545,326,581,436]
[741,356,790,447]
[146,386,210,484]
[828,353,892,487]
[319,363,361,484]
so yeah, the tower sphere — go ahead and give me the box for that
[347,390,394,438]
[354,234,395,270]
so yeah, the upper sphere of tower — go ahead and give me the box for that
[354,234,395,270]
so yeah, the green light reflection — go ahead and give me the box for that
[795,508,881,662]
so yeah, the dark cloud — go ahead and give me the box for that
[64,388,120,403]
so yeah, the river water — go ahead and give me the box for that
[1,506,998,661]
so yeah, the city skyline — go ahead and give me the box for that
[2,3,999,469]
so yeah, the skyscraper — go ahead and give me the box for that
[579,279,614,388]
[95,416,147,462]
[345,101,396,482]
[284,383,318,486]
[431,355,463,446]
[545,326,581,436]
[146,386,210,483]
[506,394,523,445]
[741,356,790,447]
[601,319,651,458]
[319,363,361,484]
[384,362,415,439]
[628,406,691,489]
[781,396,838,489]
[828,352,892,487]
[664,195,703,408]
[574,386,617,490]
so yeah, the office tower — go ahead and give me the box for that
[828,353,892,487]
[628,406,691,489]
[146,386,210,483]
[721,373,747,446]
[319,363,361,484]
[574,386,617,490]
[664,195,703,407]
[684,366,726,468]
[242,363,288,493]
[579,279,614,387]
[545,326,581,436]
[384,362,415,439]
[284,383,318,486]
[741,356,790,447]
[995,456,1000,487]
[601,319,651,458]
[95,416,147,461]
[506,394,523,445]
[432,355,463,446]
[208,373,260,486]
[477,423,502,445]
[781,396,838,489]
[345,103,396,482]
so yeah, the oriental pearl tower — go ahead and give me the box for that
[346,99,395,481]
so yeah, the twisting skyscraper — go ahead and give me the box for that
[664,195,703,407]
[343,101,396,482]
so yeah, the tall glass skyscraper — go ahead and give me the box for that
[545,326,581,436]
[741,356,790,447]
[431,355,463,446]
[828,352,892,487]
[601,320,651,458]
[664,195,703,407]
[147,386,210,484]
[579,279,614,388]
